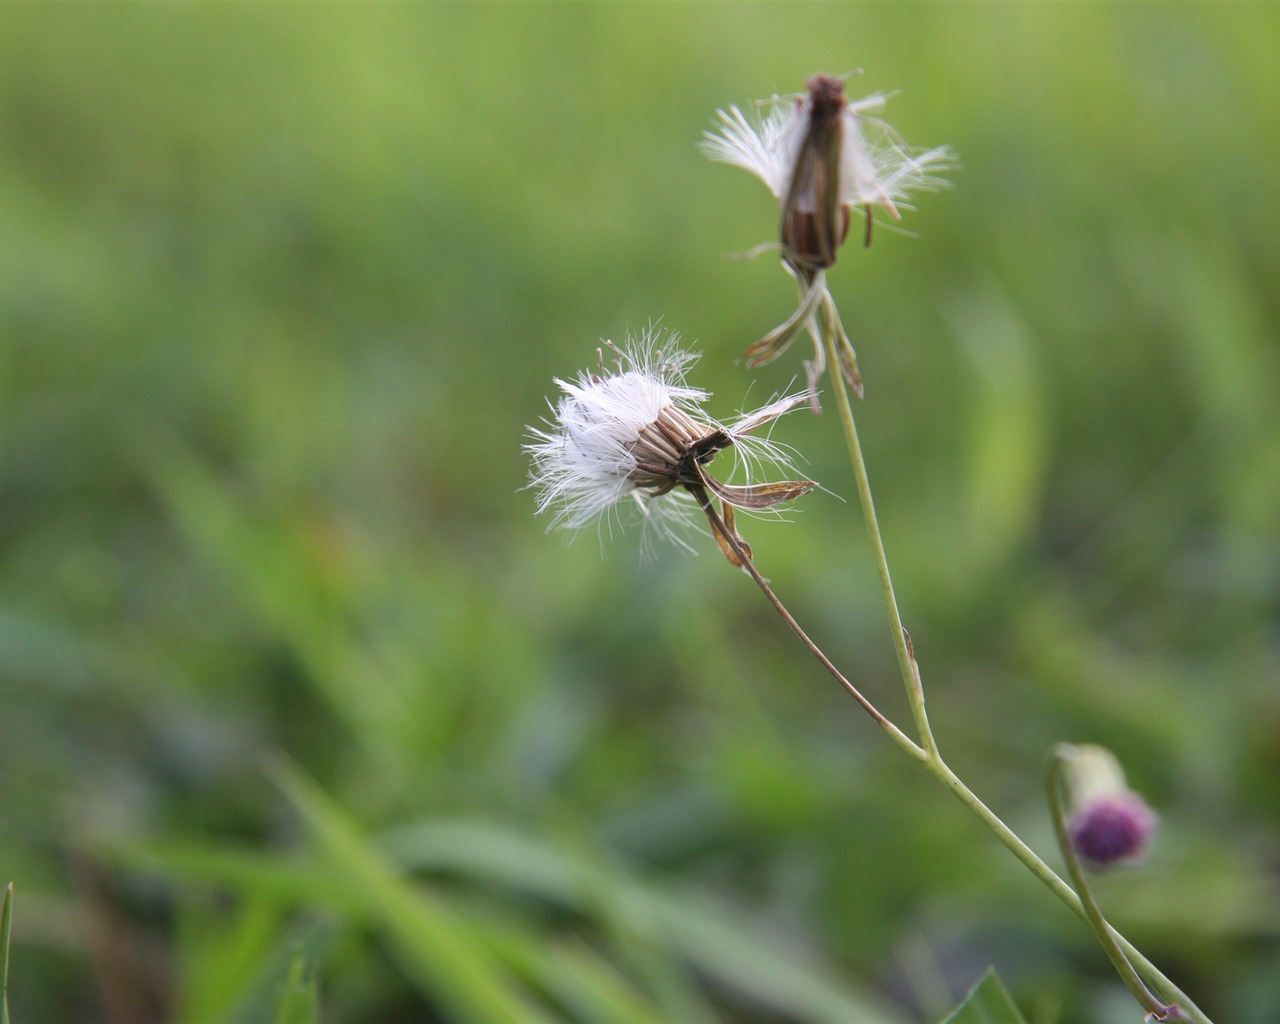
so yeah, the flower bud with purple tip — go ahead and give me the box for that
[1062,745,1159,871]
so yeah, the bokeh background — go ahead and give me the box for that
[2,4,1278,1022]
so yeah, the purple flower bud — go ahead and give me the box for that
[1068,791,1159,870]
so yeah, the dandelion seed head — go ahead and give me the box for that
[526,329,812,555]
[526,334,707,536]
[700,79,953,220]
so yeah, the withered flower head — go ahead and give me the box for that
[701,73,953,272]
[526,329,814,564]
[701,74,953,406]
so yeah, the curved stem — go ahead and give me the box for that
[1047,746,1185,1021]
[1,882,11,1024]
[820,324,937,757]
[692,473,1211,1018]
[815,320,1211,1023]
[688,484,924,762]
[929,757,1207,1021]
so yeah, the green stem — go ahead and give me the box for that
[817,324,1212,1024]
[821,323,936,757]
[689,484,924,762]
[1047,746,1184,1021]
[930,757,1206,1022]
[1,882,12,1024]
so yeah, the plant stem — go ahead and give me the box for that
[1,882,11,1024]
[930,755,1207,1022]
[815,325,1212,1024]
[688,484,924,762]
[1047,745,1185,1021]
[820,322,937,757]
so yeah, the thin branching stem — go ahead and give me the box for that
[688,483,925,761]
[815,323,1213,1024]
[1,882,11,1024]
[929,756,1208,1022]
[820,327,937,756]
[1048,746,1187,1021]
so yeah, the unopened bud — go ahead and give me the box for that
[1062,745,1159,871]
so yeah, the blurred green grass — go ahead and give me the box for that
[2,4,1279,1022]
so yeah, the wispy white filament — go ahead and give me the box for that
[525,330,807,550]
[701,89,953,219]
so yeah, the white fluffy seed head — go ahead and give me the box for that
[525,330,810,552]
[525,335,710,540]
[700,86,953,219]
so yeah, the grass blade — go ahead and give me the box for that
[266,758,551,1023]
[940,968,1029,1024]
[2,882,12,1024]
[272,952,320,1024]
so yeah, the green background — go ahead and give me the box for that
[2,3,1278,1022]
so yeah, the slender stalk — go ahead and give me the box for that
[820,325,937,756]
[930,756,1207,1022]
[1047,746,1185,1021]
[814,320,1212,1023]
[688,484,924,762]
[705,480,1209,1017]
[1,882,11,1024]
